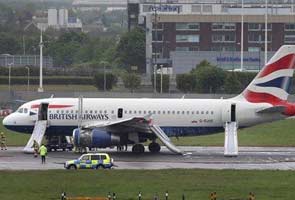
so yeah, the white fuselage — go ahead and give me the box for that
[3,97,283,137]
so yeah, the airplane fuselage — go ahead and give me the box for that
[3,97,283,137]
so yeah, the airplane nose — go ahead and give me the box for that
[2,114,13,127]
[2,115,9,126]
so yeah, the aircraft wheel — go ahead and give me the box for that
[148,142,161,153]
[132,144,145,154]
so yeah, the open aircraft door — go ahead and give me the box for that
[222,102,236,123]
[38,103,49,121]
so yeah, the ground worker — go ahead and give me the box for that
[248,192,255,200]
[39,143,47,164]
[1,132,7,150]
[107,192,111,200]
[165,190,169,200]
[138,191,142,200]
[33,140,39,157]
[213,192,217,200]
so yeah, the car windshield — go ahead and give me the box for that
[80,155,90,161]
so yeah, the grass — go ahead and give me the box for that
[2,118,295,147]
[172,119,295,147]
[0,84,97,92]
[0,169,294,200]
[0,118,30,146]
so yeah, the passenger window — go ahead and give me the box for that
[139,111,142,114]
[24,108,28,114]
[182,111,185,114]
[211,111,214,115]
[192,111,194,115]
[172,111,175,114]
[85,110,88,114]
[177,111,180,114]
[134,111,137,114]
[104,110,107,114]
[201,111,204,114]
[95,110,97,114]
[129,110,132,114]
[91,155,100,160]
[153,111,156,114]
[90,110,93,114]
[163,111,166,114]
[187,111,190,115]
[206,111,209,114]
[144,111,146,114]
[158,111,161,114]
[167,111,170,114]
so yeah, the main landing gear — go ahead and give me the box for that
[132,144,145,153]
[131,142,161,154]
[148,142,161,153]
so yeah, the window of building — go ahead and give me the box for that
[176,23,200,30]
[192,5,201,13]
[284,34,295,43]
[176,35,200,43]
[248,33,261,43]
[248,47,261,52]
[248,23,260,30]
[189,46,200,51]
[175,47,189,51]
[285,23,295,31]
[212,34,235,43]
[203,5,212,13]
[212,23,235,31]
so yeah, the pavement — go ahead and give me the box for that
[1,146,295,170]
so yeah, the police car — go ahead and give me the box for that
[64,153,114,169]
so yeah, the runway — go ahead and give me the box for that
[1,146,295,170]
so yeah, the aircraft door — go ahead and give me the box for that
[118,108,123,118]
[39,103,49,121]
[222,102,236,123]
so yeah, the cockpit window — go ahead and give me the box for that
[18,108,23,113]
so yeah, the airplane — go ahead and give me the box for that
[2,45,295,154]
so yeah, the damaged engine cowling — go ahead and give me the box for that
[73,128,120,148]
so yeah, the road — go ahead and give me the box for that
[1,146,295,170]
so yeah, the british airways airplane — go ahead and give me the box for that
[3,45,295,154]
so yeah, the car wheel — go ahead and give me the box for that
[68,165,76,170]
[96,165,102,170]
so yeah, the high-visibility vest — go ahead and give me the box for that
[39,145,47,156]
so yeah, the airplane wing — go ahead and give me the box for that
[81,116,183,154]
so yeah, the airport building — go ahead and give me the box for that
[127,0,295,74]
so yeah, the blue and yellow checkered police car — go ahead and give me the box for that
[64,153,114,169]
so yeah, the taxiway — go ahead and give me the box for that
[0,146,295,170]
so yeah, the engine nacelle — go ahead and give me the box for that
[73,128,120,148]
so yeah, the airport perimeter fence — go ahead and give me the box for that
[60,191,256,200]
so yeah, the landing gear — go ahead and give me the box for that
[148,142,161,153]
[132,144,145,154]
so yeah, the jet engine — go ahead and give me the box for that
[73,128,120,148]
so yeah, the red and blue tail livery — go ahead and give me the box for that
[242,45,295,116]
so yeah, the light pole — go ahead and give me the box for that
[264,0,268,65]
[25,67,30,92]
[38,28,44,92]
[100,61,108,92]
[240,0,244,71]
[160,64,163,94]
[8,63,12,93]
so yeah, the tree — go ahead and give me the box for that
[93,72,117,91]
[176,74,196,93]
[122,72,141,93]
[115,28,146,73]
[192,60,226,93]
[224,72,242,94]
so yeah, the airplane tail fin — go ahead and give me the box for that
[240,45,295,115]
